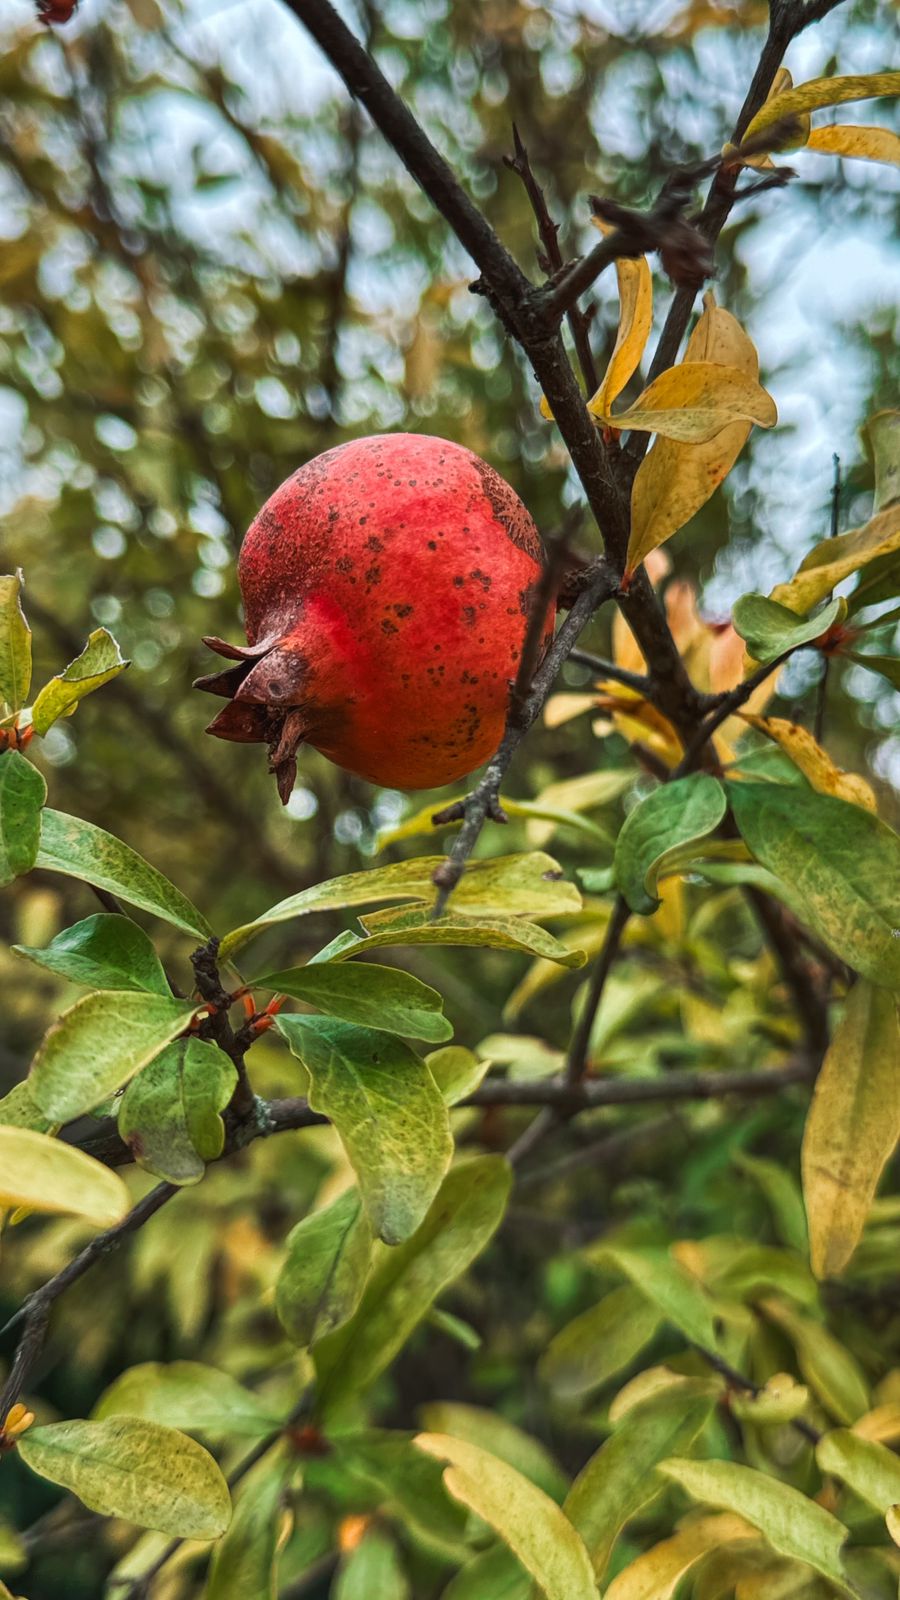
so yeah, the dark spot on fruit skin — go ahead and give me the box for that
[453,576,464,588]
[428,540,437,551]
[336,556,354,574]
[366,534,383,550]
[365,565,381,584]
[462,606,476,626]
[393,603,413,618]
[381,619,398,635]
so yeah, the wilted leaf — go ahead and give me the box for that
[221,852,580,959]
[31,627,129,735]
[94,1361,279,1438]
[739,715,876,811]
[118,1038,237,1184]
[760,1297,869,1423]
[0,571,31,712]
[14,913,170,995]
[314,1157,511,1417]
[0,750,46,888]
[18,1418,231,1539]
[614,776,727,914]
[251,963,452,1042]
[605,1513,755,1600]
[742,71,900,150]
[276,1016,452,1245]
[659,1458,850,1590]
[727,781,900,987]
[802,980,900,1278]
[0,1125,128,1226]
[807,124,900,165]
[36,810,212,939]
[539,1285,662,1400]
[29,990,198,1121]
[417,1404,567,1501]
[275,1187,373,1347]
[597,361,776,443]
[565,1388,716,1578]
[731,594,843,663]
[415,1434,596,1600]
[628,294,763,573]
[586,228,653,415]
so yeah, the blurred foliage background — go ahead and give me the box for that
[0,0,898,1593]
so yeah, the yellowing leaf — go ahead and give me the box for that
[29,991,198,1122]
[0,570,32,714]
[807,125,900,166]
[414,1434,597,1600]
[628,294,761,573]
[605,1514,755,1600]
[853,1402,900,1445]
[743,72,900,149]
[802,979,900,1279]
[739,715,877,812]
[587,222,653,415]
[760,1297,869,1424]
[31,628,129,736]
[816,1429,900,1542]
[0,1125,129,1227]
[771,504,900,614]
[594,362,776,444]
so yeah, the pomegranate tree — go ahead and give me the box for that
[196,433,552,800]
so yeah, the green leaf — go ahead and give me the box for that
[593,1244,723,1350]
[36,810,212,939]
[334,1430,469,1557]
[334,1527,409,1600]
[658,1458,851,1592]
[425,1046,491,1105]
[733,1152,809,1255]
[29,990,198,1121]
[869,408,900,514]
[0,1125,129,1226]
[0,571,31,713]
[220,851,580,959]
[727,781,900,986]
[442,1545,531,1600]
[275,1187,373,1348]
[761,1297,869,1424]
[14,913,170,995]
[336,907,586,969]
[0,751,46,887]
[0,1080,53,1132]
[539,1285,662,1401]
[564,1387,715,1579]
[844,651,900,691]
[417,1404,567,1501]
[314,1156,511,1417]
[118,1038,237,1184]
[276,1016,452,1245]
[252,963,452,1042]
[731,594,843,663]
[415,1435,595,1600]
[0,1521,26,1576]
[19,1418,230,1540]
[93,1361,280,1439]
[206,1453,290,1600]
[614,776,727,914]
[31,627,129,735]
[802,980,900,1278]
[816,1429,900,1531]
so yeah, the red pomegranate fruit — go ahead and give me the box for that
[196,433,553,801]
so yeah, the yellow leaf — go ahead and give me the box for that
[740,69,810,167]
[0,1125,129,1228]
[743,72,900,150]
[802,979,900,1279]
[543,692,598,730]
[587,222,653,415]
[605,1514,756,1600]
[853,1402,900,1446]
[806,125,900,166]
[770,503,900,614]
[739,715,878,812]
[595,361,776,443]
[628,293,761,573]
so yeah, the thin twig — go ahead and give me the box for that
[466,1055,815,1111]
[565,894,632,1084]
[566,648,655,696]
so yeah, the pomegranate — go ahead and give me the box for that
[196,433,552,801]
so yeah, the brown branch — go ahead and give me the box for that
[565,895,632,1085]
[466,1055,814,1112]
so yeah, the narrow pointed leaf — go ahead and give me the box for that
[0,750,46,887]
[31,627,129,735]
[29,990,198,1121]
[275,1187,373,1347]
[14,913,170,995]
[36,809,212,939]
[802,980,900,1278]
[605,1513,755,1600]
[743,72,900,146]
[587,230,653,414]
[415,1434,596,1600]
[330,908,587,968]
[0,1126,128,1226]
[251,963,452,1042]
[276,1015,452,1244]
[0,571,31,712]
[18,1417,231,1540]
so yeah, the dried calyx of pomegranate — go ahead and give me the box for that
[196,433,554,803]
